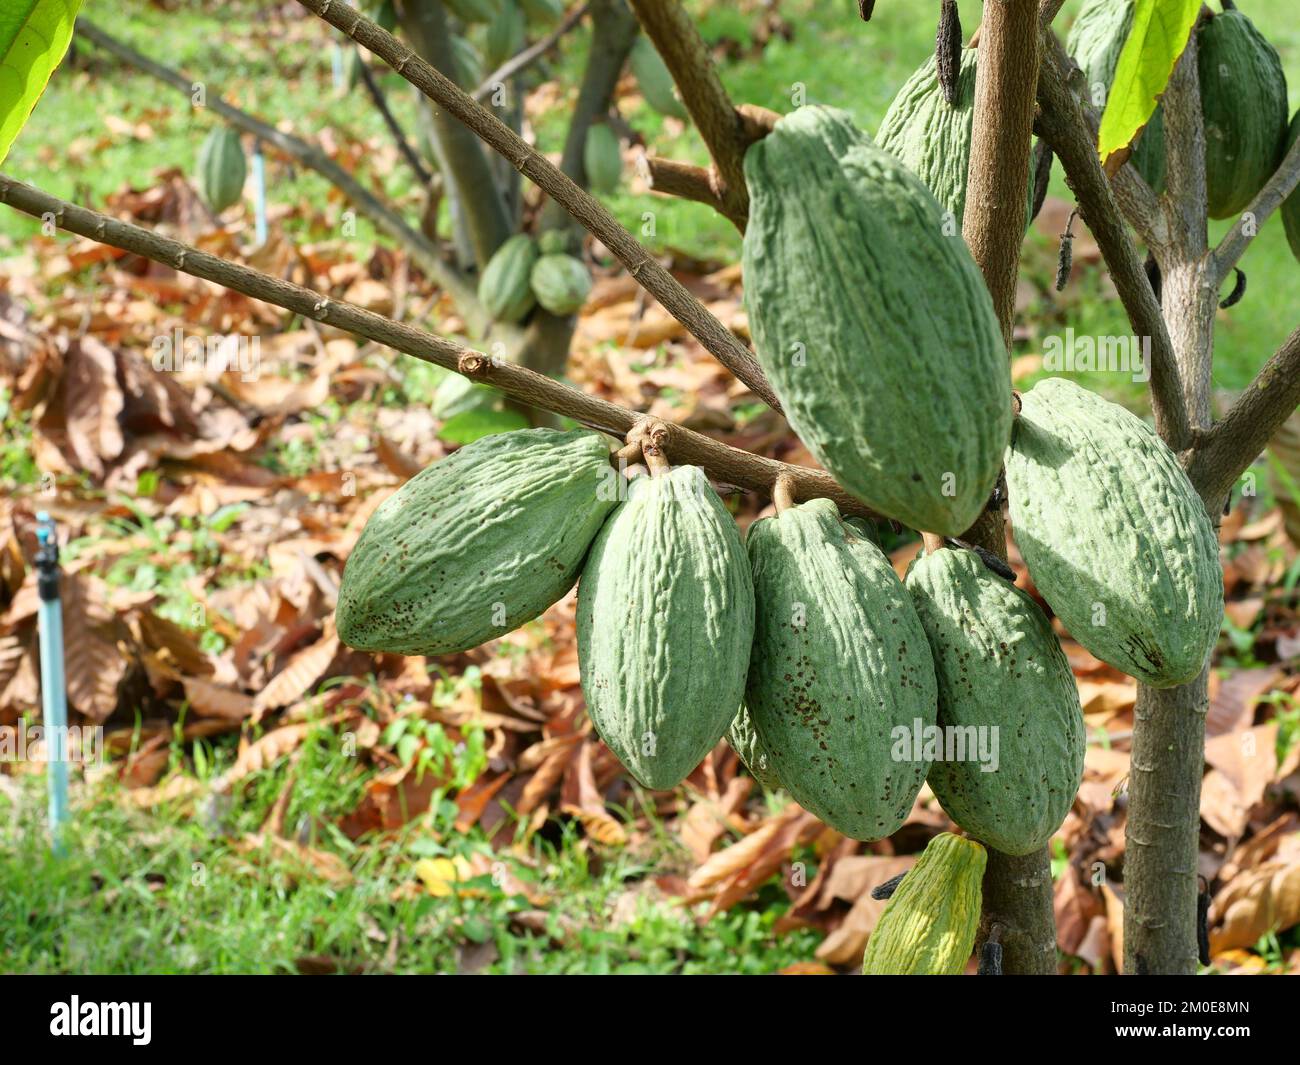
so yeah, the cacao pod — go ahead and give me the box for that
[861,833,986,975]
[726,705,783,792]
[1065,0,1166,194]
[337,428,616,656]
[583,122,622,195]
[484,1,525,71]
[577,466,755,790]
[877,48,1034,226]
[196,126,246,213]
[432,372,498,421]
[743,106,1011,536]
[746,498,936,840]
[906,547,1085,856]
[1005,378,1222,688]
[530,253,592,316]
[630,37,688,120]
[537,229,569,256]
[478,234,539,323]
[1282,110,1300,263]
[1198,7,1287,220]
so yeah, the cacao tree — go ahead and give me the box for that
[2,0,1298,975]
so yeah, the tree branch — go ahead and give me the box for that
[1035,30,1193,452]
[626,0,749,223]
[959,0,1058,978]
[74,17,489,332]
[1210,133,1300,286]
[1187,325,1300,507]
[471,1,590,102]
[296,0,782,413]
[641,154,739,226]
[963,0,1039,348]
[0,175,872,520]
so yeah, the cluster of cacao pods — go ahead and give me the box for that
[477,230,593,322]
[334,14,1239,973]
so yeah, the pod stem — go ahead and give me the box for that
[630,418,671,477]
[920,531,946,554]
[772,473,796,514]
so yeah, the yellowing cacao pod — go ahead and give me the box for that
[861,832,986,975]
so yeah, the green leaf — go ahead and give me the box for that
[0,0,82,165]
[436,407,530,445]
[1097,0,1200,166]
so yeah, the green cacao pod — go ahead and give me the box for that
[1282,110,1300,263]
[726,705,783,792]
[577,466,755,790]
[484,0,525,71]
[519,0,563,26]
[743,106,1011,536]
[1065,0,1166,194]
[444,0,498,25]
[196,126,246,213]
[861,833,986,975]
[537,229,569,256]
[478,234,539,323]
[1005,378,1222,688]
[905,547,1085,856]
[338,429,615,656]
[450,34,484,88]
[746,498,936,840]
[1198,8,1287,220]
[583,122,622,195]
[630,37,688,120]
[530,253,592,316]
[432,371,498,421]
[877,48,1035,226]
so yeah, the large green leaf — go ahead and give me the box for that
[0,0,82,165]
[1097,0,1199,166]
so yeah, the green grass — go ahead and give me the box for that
[0,711,821,973]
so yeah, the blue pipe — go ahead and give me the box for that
[35,512,69,855]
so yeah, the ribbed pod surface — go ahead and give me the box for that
[742,106,1010,536]
[745,499,936,839]
[906,548,1085,855]
[337,428,615,655]
[577,467,755,789]
[1005,378,1222,687]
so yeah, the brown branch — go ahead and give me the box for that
[960,0,1058,978]
[962,0,1039,348]
[1035,32,1192,452]
[1210,133,1300,286]
[626,0,750,224]
[295,0,782,413]
[1187,325,1300,508]
[0,175,873,521]
[471,1,590,102]
[74,17,488,333]
[641,154,734,219]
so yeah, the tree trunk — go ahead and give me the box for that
[398,0,511,268]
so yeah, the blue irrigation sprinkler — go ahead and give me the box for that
[35,512,69,855]
[252,139,269,246]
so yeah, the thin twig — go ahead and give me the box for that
[0,175,877,520]
[471,1,590,102]
[355,48,433,187]
[296,0,782,412]
[627,0,750,223]
[1210,134,1300,285]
